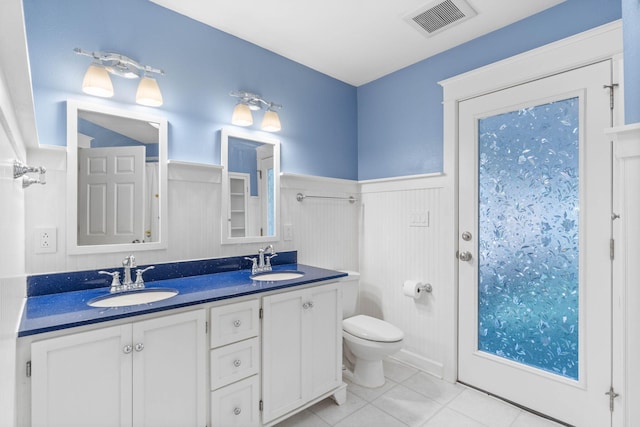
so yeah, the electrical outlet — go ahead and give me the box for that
[35,227,57,254]
[409,210,430,228]
[283,224,293,241]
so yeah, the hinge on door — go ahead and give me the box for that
[603,83,619,110]
[610,238,615,260]
[205,321,208,334]
[259,308,263,319]
[259,170,262,180]
[26,361,31,377]
[605,386,619,412]
[259,400,263,411]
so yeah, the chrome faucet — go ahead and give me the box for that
[246,245,277,275]
[122,254,136,288]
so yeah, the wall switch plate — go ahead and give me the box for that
[283,224,293,241]
[409,210,430,228]
[35,227,57,253]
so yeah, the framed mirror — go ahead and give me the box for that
[221,127,280,244]
[66,100,168,254]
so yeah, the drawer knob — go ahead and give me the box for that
[135,343,144,352]
[233,319,242,327]
[233,407,242,416]
[233,359,242,367]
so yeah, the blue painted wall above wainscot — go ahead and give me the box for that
[23,0,358,180]
[357,0,622,180]
[623,0,640,124]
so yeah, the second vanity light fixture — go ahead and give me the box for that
[74,48,165,107]
[230,90,282,132]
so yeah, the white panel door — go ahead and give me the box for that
[308,283,342,398]
[262,288,307,423]
[78,146,145,245]
[458,61,612,426]
[31,325,133,427]
[132,310,206,427]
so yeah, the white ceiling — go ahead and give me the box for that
[151,0,565,86]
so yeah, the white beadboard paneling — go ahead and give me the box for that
[359,176,449,378]
[281,173,359,271]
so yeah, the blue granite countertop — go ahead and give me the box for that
[19,263,346,337]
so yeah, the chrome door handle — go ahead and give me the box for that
[134,343,144,352]
[458,251,473,262]
[123,345,133,354]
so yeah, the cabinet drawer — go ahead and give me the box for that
[211,375,260,427]
[210,337,259,390]
[210,299,260,348]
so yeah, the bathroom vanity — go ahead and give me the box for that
[16,256,347,427]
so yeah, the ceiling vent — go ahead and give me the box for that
[405,0,477,37]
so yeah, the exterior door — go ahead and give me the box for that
[78,145,145,245]
[458,60,613,426]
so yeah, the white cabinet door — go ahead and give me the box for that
[262,287,306,422]
[262,283,341,424]
[308,284,342,398]
[31,325,133,427]
[31,310,206,427]
[132,310,207,427]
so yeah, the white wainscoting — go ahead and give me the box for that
[359,174,449,378]
[281,173,359,271]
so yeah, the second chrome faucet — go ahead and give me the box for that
[245,245,277,275]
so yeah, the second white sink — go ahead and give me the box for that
[88,288,178,308]
[250,271,305,282]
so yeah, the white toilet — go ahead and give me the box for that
[340,272,404,388]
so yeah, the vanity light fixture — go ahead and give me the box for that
[74,48,165,107]
[230,90,282,132]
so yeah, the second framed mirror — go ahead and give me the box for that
[221,127,280,244]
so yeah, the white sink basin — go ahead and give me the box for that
[88,288,178,308]
[250,271,305,282]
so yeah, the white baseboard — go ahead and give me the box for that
[389,348,444,379]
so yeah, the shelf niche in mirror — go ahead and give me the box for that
[66,100,168,254]
[221,127,280,244]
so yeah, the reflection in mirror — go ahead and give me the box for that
[67,100,168,254]
[221,128,280,244]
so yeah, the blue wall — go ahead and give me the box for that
[23,0,358,180]
[357,0,622,180]
[623,0,640,124]
[24,0,630,182]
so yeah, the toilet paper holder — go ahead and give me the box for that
[419,283,433,293]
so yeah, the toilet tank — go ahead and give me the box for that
[338,271,360,319]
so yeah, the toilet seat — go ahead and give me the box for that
[343,315,404,343]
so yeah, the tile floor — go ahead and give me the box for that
[275,359,563,427]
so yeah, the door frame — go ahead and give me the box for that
[439,19,623,399]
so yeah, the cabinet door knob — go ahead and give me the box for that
[233,319,242,327]
[233,407,242,416]
[123,345,133,354]
[134,343,144,352]
[233,359,242,367]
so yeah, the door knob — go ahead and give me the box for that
[134,343,144,352]
[458,251,473,262]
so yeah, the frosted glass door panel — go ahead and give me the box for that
[478,98,579,380]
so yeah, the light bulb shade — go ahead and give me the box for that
[82,64,114,97]
[261,110,281,132]
[232,103,253,126]
[136,77,163,107]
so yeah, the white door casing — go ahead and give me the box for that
[457,61,612,426]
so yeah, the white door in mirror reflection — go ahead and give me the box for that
[259,155,275,236]
[78,146,144,245]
